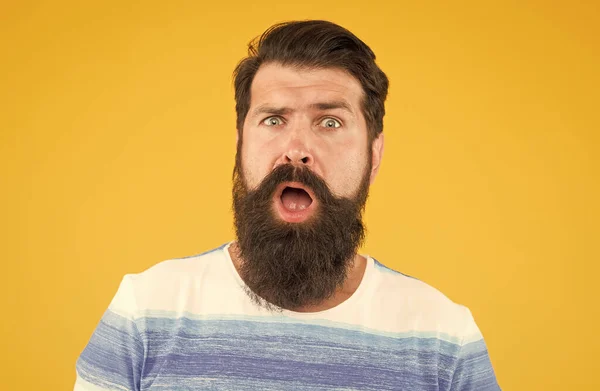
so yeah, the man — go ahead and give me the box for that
[75,20,500,390]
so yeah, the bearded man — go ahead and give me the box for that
[75,20,500,391]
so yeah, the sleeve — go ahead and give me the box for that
[449,307,501,391]
[74,275,145,391]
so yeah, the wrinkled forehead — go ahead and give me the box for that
[249,62,365,113]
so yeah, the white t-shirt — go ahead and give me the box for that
[75,242,500,390]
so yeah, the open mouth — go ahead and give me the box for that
[273,182,316,223]
[280,186,313,212]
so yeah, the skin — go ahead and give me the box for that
[231,62,385,312]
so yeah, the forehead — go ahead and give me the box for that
[249,63,364,111]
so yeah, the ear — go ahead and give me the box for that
[369,132,384,184]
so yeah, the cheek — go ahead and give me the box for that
[325,146,368,197]
[240,135,276,189]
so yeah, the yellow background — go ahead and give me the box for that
[1,1,598,390]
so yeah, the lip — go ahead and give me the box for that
[273,181,318,223]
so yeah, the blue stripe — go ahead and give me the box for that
[78,311,498,390]
[136,310,464,344]
[77,310,143,390]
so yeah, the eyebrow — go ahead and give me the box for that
[251,100,355,118]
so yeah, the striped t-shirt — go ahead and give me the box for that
[75,242,500,390]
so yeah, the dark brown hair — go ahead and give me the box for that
[233,20,389,144]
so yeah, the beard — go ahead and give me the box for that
[232,156,371,312]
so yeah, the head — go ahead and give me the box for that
[231,20,389,311]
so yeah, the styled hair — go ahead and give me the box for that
[233,20,389,144]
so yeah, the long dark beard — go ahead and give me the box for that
[232,160,370,311]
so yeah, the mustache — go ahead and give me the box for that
[246,164,339,204]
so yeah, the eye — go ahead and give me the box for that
[320,118,341,129]
[263,116,284,126]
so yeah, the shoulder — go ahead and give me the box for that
[134,242,230,281]
[368,257,478,340]
[108,243,231,315]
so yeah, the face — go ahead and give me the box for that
[240,63,383,218]
[232,63,384,311]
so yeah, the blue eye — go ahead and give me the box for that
[320,118,341,128]
[263,116,283,126]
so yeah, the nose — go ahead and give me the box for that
[284,148,313,165]
[273,118,316,169]
[275,140,314,168]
